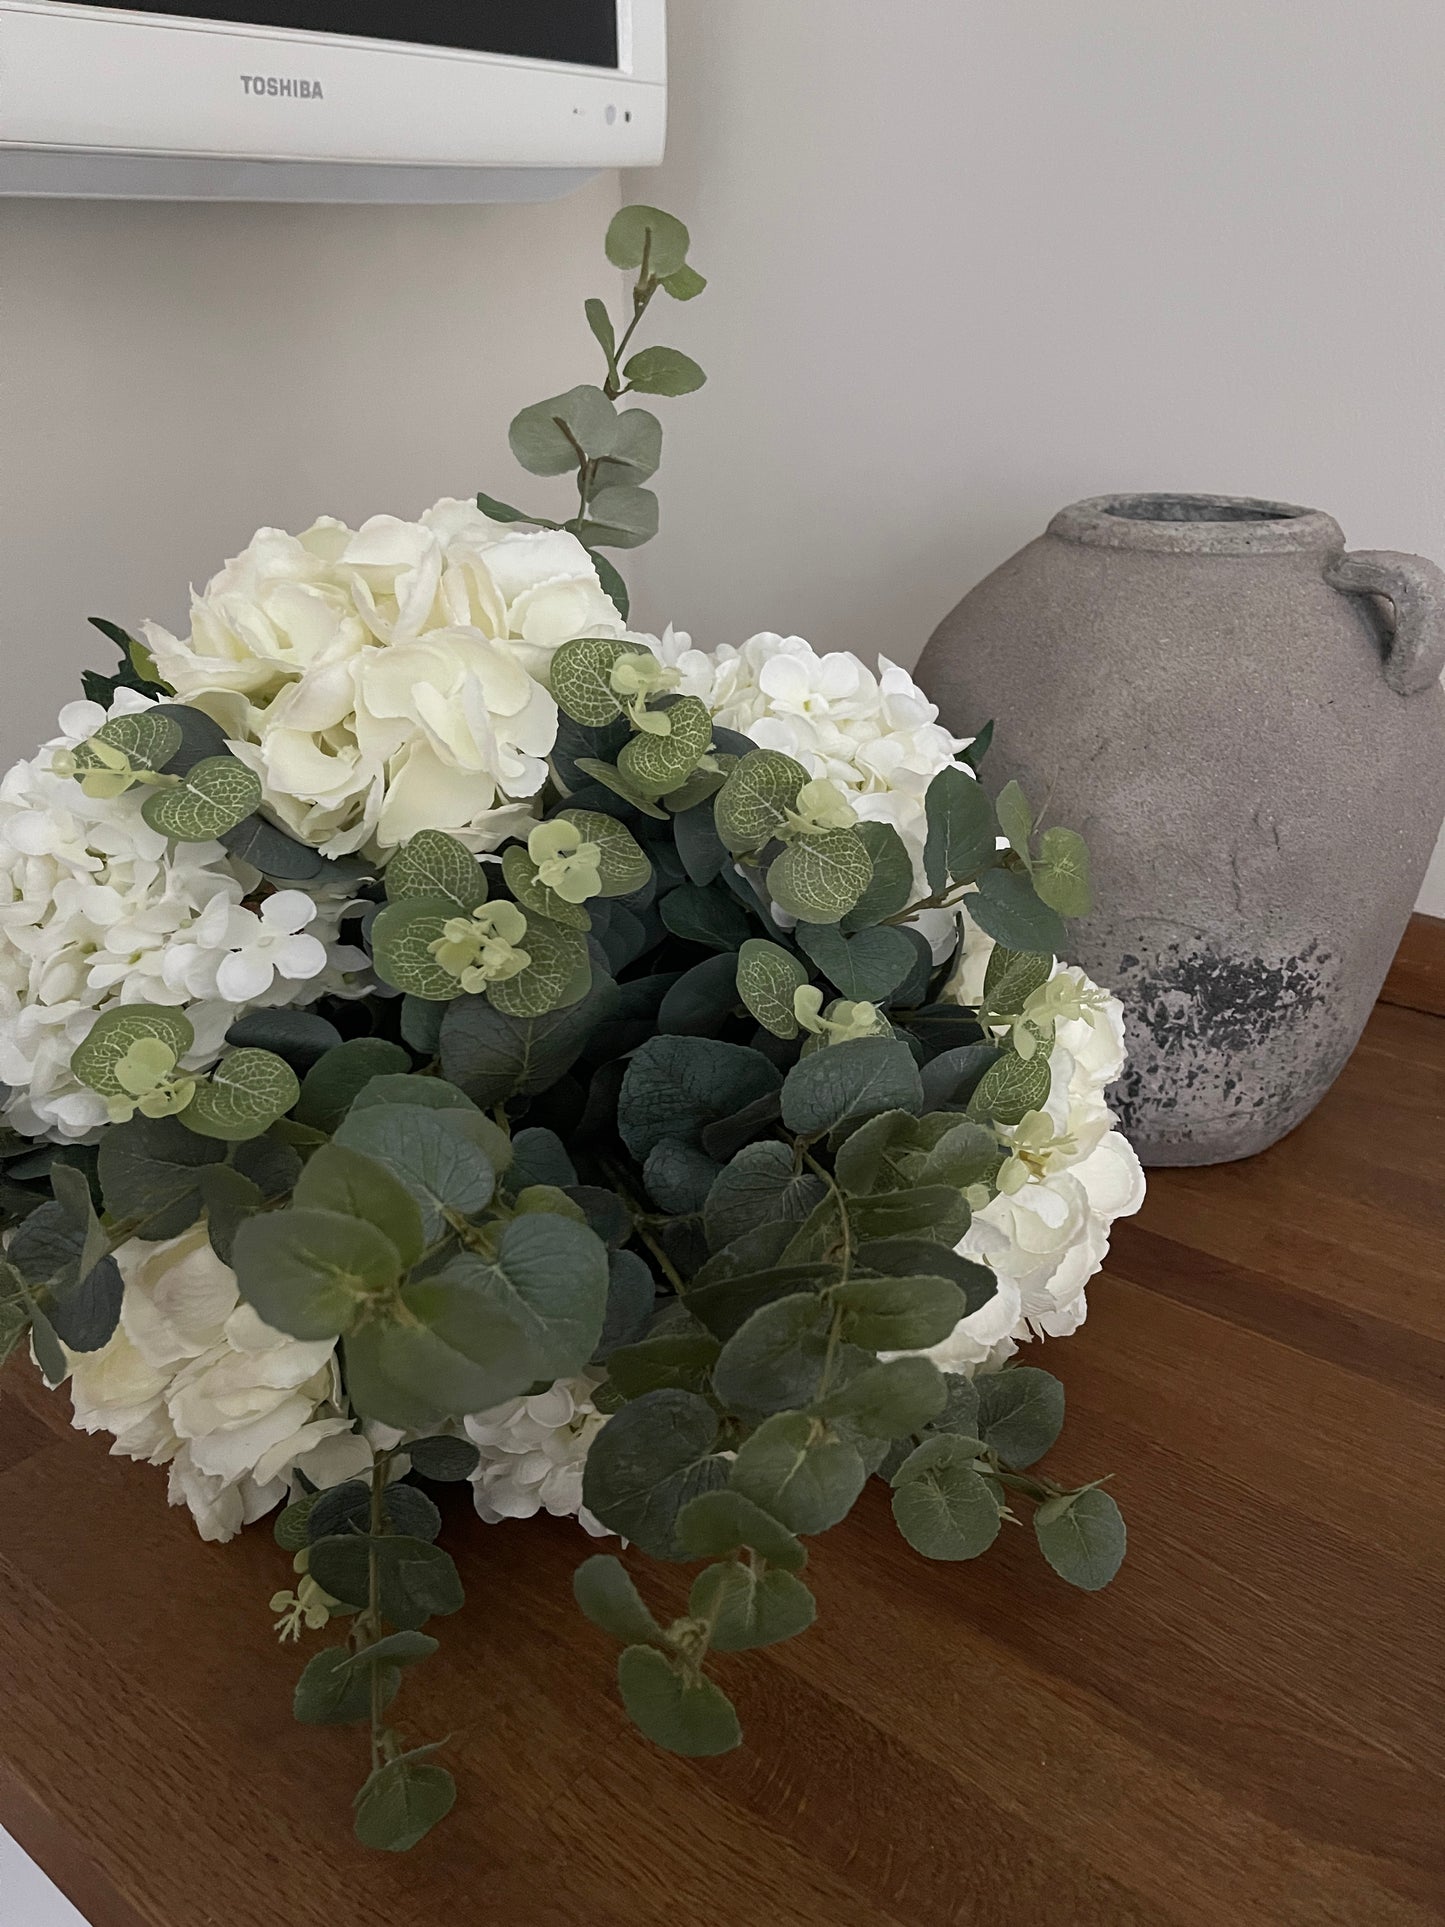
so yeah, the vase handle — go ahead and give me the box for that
[1324,548,1445,696]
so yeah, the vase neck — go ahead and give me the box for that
[1048,494,1344,556]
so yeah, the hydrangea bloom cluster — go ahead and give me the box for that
[0,692,364,1141]
[142,501,627,860]
[65,1226,370,1541]
[463,1377,611,1536]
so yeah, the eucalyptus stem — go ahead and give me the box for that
[365,1453,387,1772]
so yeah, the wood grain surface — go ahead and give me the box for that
[1382,913,1445,1019]
[0,992,1441,1926]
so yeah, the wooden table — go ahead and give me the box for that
[1,956,1442,1926]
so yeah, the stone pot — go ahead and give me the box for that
[916,492,1445,1165]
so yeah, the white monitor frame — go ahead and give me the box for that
[0,0,665,201]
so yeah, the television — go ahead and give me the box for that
[0,0,665,201]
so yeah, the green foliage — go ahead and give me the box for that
[36,199,1125,1855]
[140,754,262,842]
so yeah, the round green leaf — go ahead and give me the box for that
[509,382,617,476]
[616,1645,740,1758]
[1034,827,1094,918]
[605,203,691,277]
[581,1387,728,1558]
[370,895,465,1000]
[982,943,1055,1015]
[343,1290,534,1431]
[842,821,916,930]
[616,696,713,799]
[140,755,262,842]
[923,766,995,894]
[820,1355,948,1440]
[573,1554,662,1645]
[353,1752,457,1853]
[891,1438,1003,1560]
[976,1366,1065,1469]
[967,1043,1053,1127]
[556,808,651,896]
[231,1207,402,1339]
[183,1049,300,1142]
[621,346,706,397]
[295,1037,411,1133]
[729,1411,867,1536]
[595,406,662,483]
[674,1488,807,1574]
[549,636,648,728]
[795,920,918,1001]
[714,749,808,855]
[780,1036,923,1137]
[486,914,591,1020]
[689,1561,815,1653]
[83,709,183,773]
[834,1273,966,1352]
[735,938,807,1039]
[294,1647,398,1727]
[71,1005,195,1098]
[1034,1487,1126,1590]
[768,829,873,924]
[334,1102,495,1243]
[384,830,487,911]
[293,1141,426,1271]
[579,482,660,551]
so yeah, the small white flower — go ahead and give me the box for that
[213,891,329,1003]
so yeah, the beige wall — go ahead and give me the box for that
[0,172,622,753]
[627,0,1445,915]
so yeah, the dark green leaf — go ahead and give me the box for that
[795,921,918,1002]
[439,974,619,1107]
[616,1645,740,1757]
[1034,1487,1126,1590]
[573,1553,661,1644]
[703,1141,824,1252]
[834,1273,965,1350]
[976,1367,1065,1469]
[969,867,1068,956]
[674,1489,807,1573]
[353,1751,457,1853]
[923,767,995,893]
[295,1038,411,1134]
[334,1104,495,1242]
[891,1436,1003,1560]
[622,346,706,397]
[618,1036,781,1160]
[407,1435,481,1483]
[730,1412,867,1535]
[581,1388,729,1559]
[781,1037,923,1137]
[689,1562,815,1652]
[232,1208,400,1339]
[294,1647,398,1727]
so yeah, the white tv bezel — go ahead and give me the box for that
[0,0,665,201]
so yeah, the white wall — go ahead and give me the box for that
[627,0,1445,915]
[0,173,622,757]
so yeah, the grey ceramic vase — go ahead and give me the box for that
[916,493,1445,1166]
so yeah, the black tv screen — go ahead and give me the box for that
[74,1,620,68]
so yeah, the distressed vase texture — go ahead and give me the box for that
[916,494,1445,1165]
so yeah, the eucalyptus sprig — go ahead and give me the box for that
[474,204,707,618]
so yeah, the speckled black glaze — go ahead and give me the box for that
[917,494,1445,1166]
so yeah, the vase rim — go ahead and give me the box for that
[1048,493,1345,555]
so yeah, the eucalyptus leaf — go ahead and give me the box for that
[140,755,262,842]
[1034,1487,1126,1590]
[622,346,706,397]
[616,1645,740,1758]
[581,1388,729,1559]
[689,1562,814,1652]
[573,1553,662,1645]
[605,203,692,277]
[232,1208,401,1339]
[730,1411,867,1536]
[922,766,995,894]
[675,1489,807,1573]
[781,1037,923,1138]
[891,1436,1003,1560]
[714,749,808,855]
[385,830,487,911]
[184,1049,300,1143]
[295,1039,411,1134]
[353,1752,458,1853]
[510,383,617,476]
[767,830,873,924]
[795,921,917,1002]
[976,1366,1065,1469]
[969,866,1068,956]
[334,1103,495,1243]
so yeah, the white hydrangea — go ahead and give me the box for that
[464,1376,610,1536]
[0,693,364,1142]
[645,628,970,883]
[142,500,626,860]
[65,1225,371,1543]
[913,918,1146,1375]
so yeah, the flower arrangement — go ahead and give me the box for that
[0,207,1142,1851]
